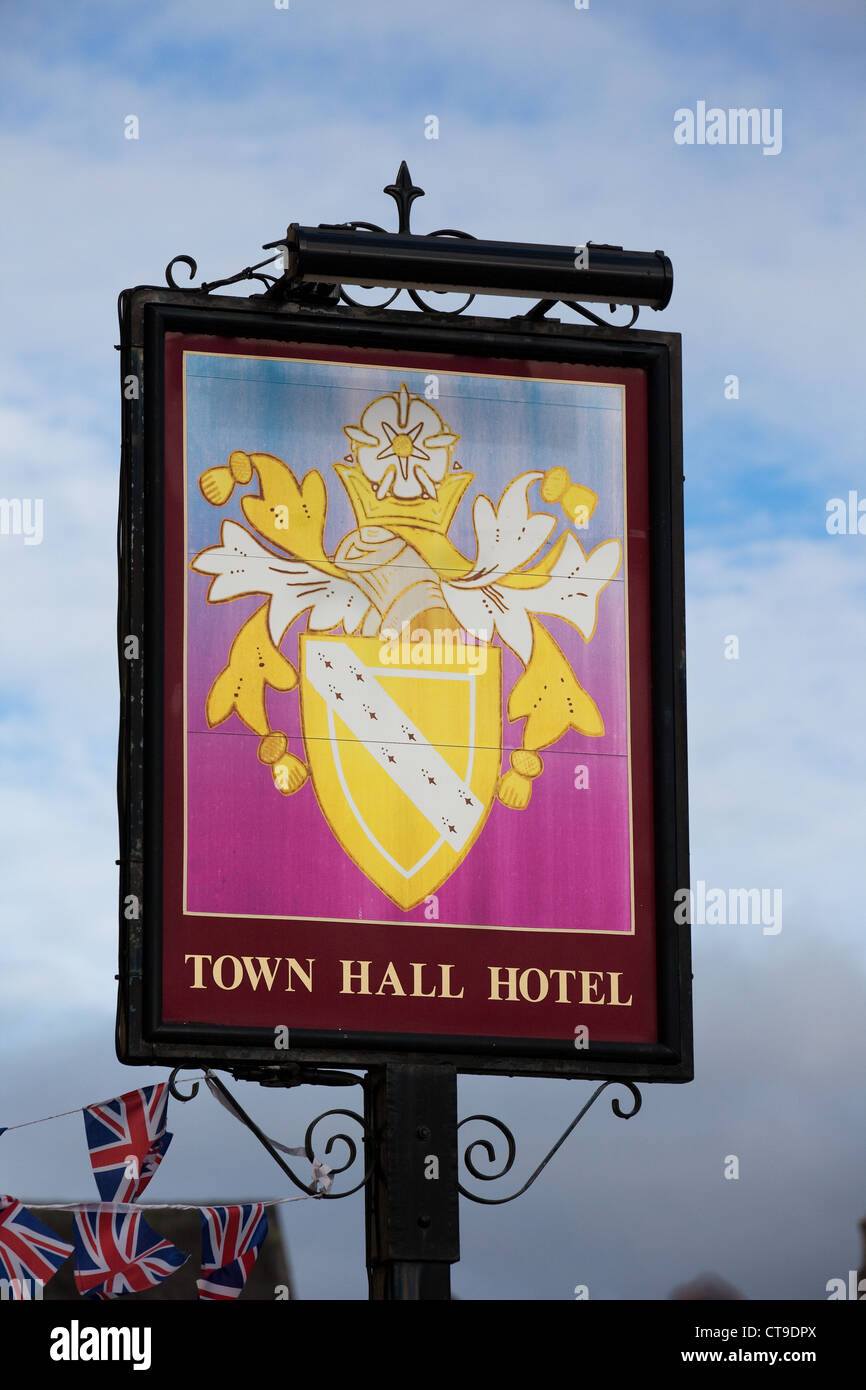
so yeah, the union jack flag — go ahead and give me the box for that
[73,1207,187,1299]
[83,1084,173,1203]
[197,1204,268,1300]
[0,1195,73,1298]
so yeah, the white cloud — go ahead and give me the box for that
[0,0,863,475]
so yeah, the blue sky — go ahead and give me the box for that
[1,0,865,1301]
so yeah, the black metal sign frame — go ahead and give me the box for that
[116,285,690,1085]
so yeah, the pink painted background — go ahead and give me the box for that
[185,578,632,934]
[182,351,633,935]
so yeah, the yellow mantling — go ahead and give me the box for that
[508,616,604,746]
[205,603,298,736]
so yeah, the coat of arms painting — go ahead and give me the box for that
[183,349,635,936]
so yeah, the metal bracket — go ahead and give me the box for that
[458,1080,642,1204]
[167,1067,371,1200]
[162,162,657,325]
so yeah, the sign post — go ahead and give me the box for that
[117,165,690,1298]
[364,1064,459,1300]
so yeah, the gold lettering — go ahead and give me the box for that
[488,966,518,1001]
[213,954,243,990]
[578,970,605,1005]
[241,956,281,992]
[518,967,548,1002]
[438,964,464,999]
[286,958,314,993]
[340,960,372,995]
[548,968,576,1003]
[376,962,406,996]
[607,972,632,1006]
[410,962,436,998]
[185,953,212,989]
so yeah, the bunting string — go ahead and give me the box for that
[22,1195,316,1211]
[0,1074,211,1134]
[0,1078,332,1300]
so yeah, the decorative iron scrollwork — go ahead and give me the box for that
[283,163,479,317]
[162,162,651,325]
[166,1068,371,1199]
[164,253,281,295]
[168,1067,200,1101]
[303,1108,372,1200]
[458,1080,641,1205]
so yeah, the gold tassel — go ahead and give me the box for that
[198,450,255,507]
[271,752,309,796]
[496,750,544,810]
[540,467,598,528]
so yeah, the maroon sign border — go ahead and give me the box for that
[116,289,691,1082]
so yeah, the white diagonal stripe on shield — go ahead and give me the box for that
[304,640,484,851]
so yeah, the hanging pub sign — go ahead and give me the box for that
[117,187,690,1081]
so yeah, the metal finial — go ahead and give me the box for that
[384,162,425,234]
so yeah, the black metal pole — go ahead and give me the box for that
[364,1063,460,1300]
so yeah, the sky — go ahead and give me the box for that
[0,0,864,1302]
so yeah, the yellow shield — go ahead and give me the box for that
[299,633,502,909]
